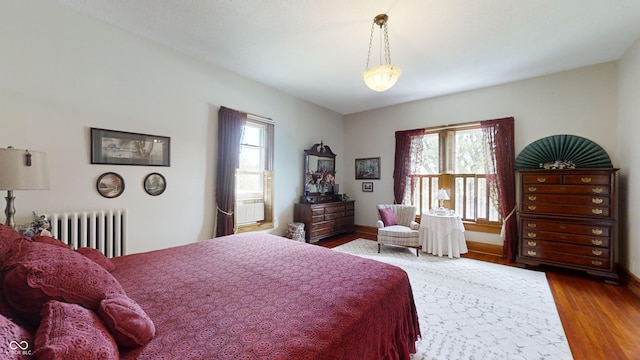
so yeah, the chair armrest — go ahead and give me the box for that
[410,221,420,230]
[377,220,385,229]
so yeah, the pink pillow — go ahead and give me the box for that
[378,207,398,226]
[0,313,33,360]
[76,247,116,272]
[0,224,21,262]
[1,239,125,324]
[31,234,71,249]
[35,300,118,359]
[99,295,155,348]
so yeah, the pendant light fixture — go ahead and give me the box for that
[362,14,401,92]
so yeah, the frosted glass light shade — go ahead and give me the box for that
[362,64,401,92]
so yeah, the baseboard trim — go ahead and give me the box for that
[355,225,377,236]
[622,268,640,299]
[466,240,503,257]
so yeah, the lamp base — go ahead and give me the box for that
[4,190,16,229]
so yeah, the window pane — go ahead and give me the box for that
[236,172,262,194]
[454,129,485,174]
[241,125,263,146]
[239,146,262,172]
[411,133,439,174]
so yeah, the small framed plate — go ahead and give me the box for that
[144,172,166,196]
[96,172,125,198]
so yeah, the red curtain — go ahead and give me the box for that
[215,107,246,237]
[393,129,424,204]
[481,117,518,261]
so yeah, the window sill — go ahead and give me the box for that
[463,222,501,234]
[236,222,274,233]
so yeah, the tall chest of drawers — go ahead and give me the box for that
[294,200,355,243]
[516,168,619,283]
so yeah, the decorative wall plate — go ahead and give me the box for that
[515,134,612,169]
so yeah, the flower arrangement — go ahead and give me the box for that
[540,159,576,170]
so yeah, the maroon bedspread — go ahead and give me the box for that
[110,233,420,359]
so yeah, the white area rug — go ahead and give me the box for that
[333,239,573,360]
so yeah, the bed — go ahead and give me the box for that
[1,227,420,359]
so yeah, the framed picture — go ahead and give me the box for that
[362,181,373,192]
[91,128,170,166]
[355,157,381,179]
[96,172,125,198]
[144,172,167,196]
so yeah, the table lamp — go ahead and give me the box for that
[0,147,50,228]
[436,189,450,209]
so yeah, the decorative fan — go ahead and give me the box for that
[515,134,612,169]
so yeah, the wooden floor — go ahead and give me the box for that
[319,232,640,360]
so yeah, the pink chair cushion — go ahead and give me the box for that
[378,207,398,227]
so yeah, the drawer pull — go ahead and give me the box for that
[592,198,603,204]
[591,260,603,266]
[527,195,537,201]
[592,229,603,235]
[527,223,537,228]
[536,177,546,183]
[559,225,567,229]
[527,250,537,256]
[527,205,537,211]
[592,208,603,215]
[527,241,537,247]
[592,239,603,246]
[528,186,537,192]
[591,187,604,194]
[592,250,603,256]
[527,232,537,238]
[581,177,592,183]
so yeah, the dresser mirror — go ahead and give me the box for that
[304,141,336,196]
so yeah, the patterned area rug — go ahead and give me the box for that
[333,239,573,360]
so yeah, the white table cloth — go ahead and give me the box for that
[420,213,468,258]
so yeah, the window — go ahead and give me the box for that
[235,116,274,231]
[406,124,500,228]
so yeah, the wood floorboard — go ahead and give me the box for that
[317,232,640,360]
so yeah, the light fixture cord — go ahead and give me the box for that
[383,22,392,65]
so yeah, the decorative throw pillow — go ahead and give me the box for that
[34,300,118,359]
[76,247,116,272]
[98,295,155,348]
[378,207,398,227]
[0,224,21,264]
[0,313,33,360]
[31,234,71,249]
[1,239,126,324]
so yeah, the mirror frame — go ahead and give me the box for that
[304,142,336,194]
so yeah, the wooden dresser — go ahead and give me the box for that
[294,199,355,243]
[516,168,619,284]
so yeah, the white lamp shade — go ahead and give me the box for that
[0,148,50,190]
[436,189,450,200]
[362,64,401,92]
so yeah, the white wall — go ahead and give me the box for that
[0,0,344,254]
[344,63,619,246]
[617,38,640,278]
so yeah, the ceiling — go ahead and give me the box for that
[58,0,640,115]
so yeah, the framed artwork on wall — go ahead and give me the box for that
[91,128,170,166]
[355,157,380,179]
[96,172,125,198]
[144,172,167,196]
[362,182,373,192]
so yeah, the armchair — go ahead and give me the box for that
[376,204,420,256]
